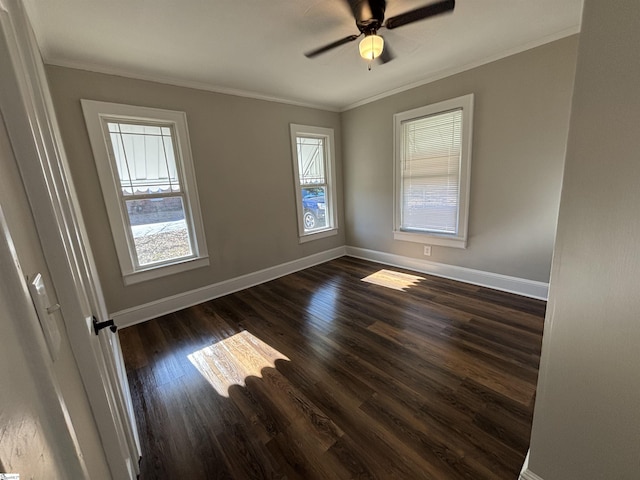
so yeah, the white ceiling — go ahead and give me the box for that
[23,0,583,111]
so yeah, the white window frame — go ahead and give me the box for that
[289,124,338,243]
[81,100,208,284]
[393,94,474,249]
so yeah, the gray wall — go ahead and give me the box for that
[527,0,640,478]
[46,66,344,313]
[342,36,579,283]
[47,36,579,316]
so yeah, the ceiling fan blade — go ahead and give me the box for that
[385,0,454,30]
[343,0,374,23]
[304,34,361,58]
[379,39,394,64]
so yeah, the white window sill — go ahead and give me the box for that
[123,256,210,285]
[299,228,338,244]
[393,230,467,249]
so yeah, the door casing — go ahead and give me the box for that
[0,1,140,478]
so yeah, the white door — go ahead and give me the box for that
[0,97,91,480]
[0,2,140,479]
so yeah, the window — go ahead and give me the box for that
[393,94,474,248]
[82,100,208,284]
[290,124,338,242]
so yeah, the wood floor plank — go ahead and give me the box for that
[119,256,545,479]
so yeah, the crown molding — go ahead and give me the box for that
[44,58,341,112]
[341,26,580,112]
[42,25,579,114]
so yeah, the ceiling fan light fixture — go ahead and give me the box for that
[359,34,384,60]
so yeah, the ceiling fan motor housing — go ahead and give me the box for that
[304,0,455,60]
[355,0,386,34]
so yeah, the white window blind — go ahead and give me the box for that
[393,94,473,249]
[401,108,462,234]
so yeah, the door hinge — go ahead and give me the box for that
[93,316,118,335]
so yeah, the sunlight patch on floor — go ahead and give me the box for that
[361,269,424,291]
[188,330,289,397]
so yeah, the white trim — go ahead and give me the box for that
[393,94,474,249]
[393,230,466,248]
[0,2,137,477]
[290,124,339,241]
[342,26,581,111]
[519,451,546,480]
[123,256,209,285]
[298,228,338,244]
[520,469,545,480]
[38,27,579,114]
[113,246,347,328]
[81,100,209,282]
[44,58,340,112]
[345,246,549,300]
[0,93,89,480]
[114,244,547,328]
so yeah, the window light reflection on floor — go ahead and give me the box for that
[308,282,338,321]
[188,330,290,397]
[361,269,424,291]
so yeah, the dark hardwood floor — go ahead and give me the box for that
[119,256,546,479]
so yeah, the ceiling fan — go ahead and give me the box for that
[305,0,455,65]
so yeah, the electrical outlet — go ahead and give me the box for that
[423,245,432,256]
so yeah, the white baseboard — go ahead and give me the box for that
[520,469,545,480]
[112,246,347,328]
[113,245,548,328]
[345,246,549,300]
[519,451,545,480]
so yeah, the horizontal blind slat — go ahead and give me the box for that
[401,108,462,234]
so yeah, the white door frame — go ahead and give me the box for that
[0,106,90,480]
[0,1,139,478]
